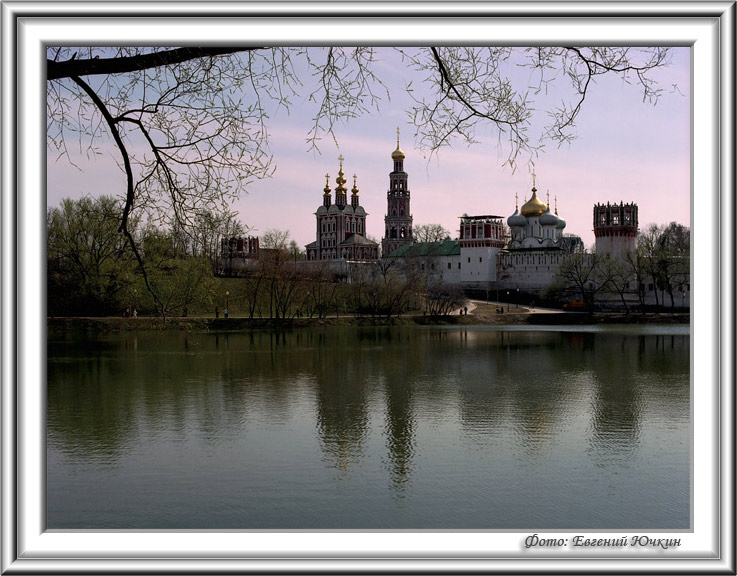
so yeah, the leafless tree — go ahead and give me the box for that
[600,254,636,313]
[555,252,609,310]
[413,223,452,243]
[403,46,671,167]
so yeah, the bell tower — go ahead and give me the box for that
[382,128,413,256]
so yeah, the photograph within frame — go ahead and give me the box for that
[2,2,732,572]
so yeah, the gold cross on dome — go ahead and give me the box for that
[338,154,344,168]
[396,126,400,146]
[532,169,537,188]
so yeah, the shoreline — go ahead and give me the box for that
[47,310,690,334]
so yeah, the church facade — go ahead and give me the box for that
[304,156,379,262]
[496,178,581,292]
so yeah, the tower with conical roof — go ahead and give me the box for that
[382,129,413,256]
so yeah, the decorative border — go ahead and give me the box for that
[2,1,734,574]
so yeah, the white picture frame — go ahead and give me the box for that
[2,1,733,573]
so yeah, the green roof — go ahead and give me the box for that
[385,240,460,258]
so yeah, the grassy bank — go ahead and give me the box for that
[47,307,689,334]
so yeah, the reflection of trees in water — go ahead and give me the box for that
[48,337,139,466]
[48,328,689,482]
[448,331,579,452]
[48,331,322,466]
[383,375,416,496]
[313,334,370,477]
[443,330,689,461]
[587,333,689,463]
[586,334,642,462]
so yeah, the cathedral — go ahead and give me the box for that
[495,175,581,292]
[304,156,379,261]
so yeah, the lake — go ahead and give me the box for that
[47,325,690,530]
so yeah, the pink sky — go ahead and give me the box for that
[46,47,691,250]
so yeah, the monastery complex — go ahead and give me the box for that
[220,133,689,309]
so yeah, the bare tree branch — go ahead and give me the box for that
[70,74,166,318]
[48,47,260,80]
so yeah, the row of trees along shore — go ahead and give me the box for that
[48,196,468,319]
[48,196,686,319]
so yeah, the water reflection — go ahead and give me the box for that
[383,371,416,495]
[47,326,690,528]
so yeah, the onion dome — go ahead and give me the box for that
[507,208,526,227]
[351,174,359,197]
[520,187,547,217]
[539,206,558,227]
[391,127,405,160]
[323,173,331,196]
[335,156,347,193]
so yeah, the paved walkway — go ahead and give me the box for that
[451,301,477,315]
[468,299,566,314]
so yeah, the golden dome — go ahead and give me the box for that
[520,187,548,217]
[323,173,331,195]
[335,155,347,193]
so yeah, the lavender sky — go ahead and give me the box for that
[46,47,691,250]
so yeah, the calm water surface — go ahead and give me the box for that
[47,325,690,529]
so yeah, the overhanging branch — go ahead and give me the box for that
[48,47,261,80]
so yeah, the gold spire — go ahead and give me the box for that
[335,155,347,192]
[351,173,359,195]
[323,173,331,195]
[391,127,405,160]
[532,168,537,191]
